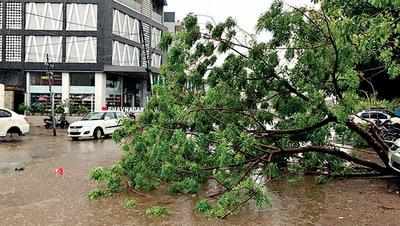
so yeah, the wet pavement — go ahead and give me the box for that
[1,127,400,226]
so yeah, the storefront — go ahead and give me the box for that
[26,71,149,113]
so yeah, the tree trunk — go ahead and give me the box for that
[346,120,391,169]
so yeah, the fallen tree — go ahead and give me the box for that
[90,0,400,218]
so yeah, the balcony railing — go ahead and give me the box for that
[114,0,142,13]
[152,12,163,23]
[114,0,163,24]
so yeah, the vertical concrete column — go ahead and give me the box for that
[4,91,14,110]
[95,72,107,112]
[25,72,31,107]
[61,72,70,113]
[0,84,5,108]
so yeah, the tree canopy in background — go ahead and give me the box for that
[91,0,400,218]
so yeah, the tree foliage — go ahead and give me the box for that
[91,0,400,217]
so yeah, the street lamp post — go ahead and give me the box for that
[46,54,56,136]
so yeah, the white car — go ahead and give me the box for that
[388,139,400,173]
[68,111,126,141]
[0,107,30,138]
[352,110,400,126]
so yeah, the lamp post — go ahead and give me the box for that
[45,54,56,136]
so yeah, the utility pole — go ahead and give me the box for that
[46,54,56,136]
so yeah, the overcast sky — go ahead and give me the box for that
[165,0,312,35]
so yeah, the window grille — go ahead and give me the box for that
[6,36,22,62]
[6,2,22,30]
[0,3,3,29]
[0,36,2,62]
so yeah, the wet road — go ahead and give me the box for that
[1,127,400,226]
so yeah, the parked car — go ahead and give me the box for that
[67,111,126,141]
[352,110,400,126]
[0,107,30,138]
[387,139,400,173]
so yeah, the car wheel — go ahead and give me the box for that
[93,128,103,140]
[5,127,22,140]
[4,133,13,142]
[5,132,18,142]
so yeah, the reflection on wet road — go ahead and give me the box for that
[1,128,399,226]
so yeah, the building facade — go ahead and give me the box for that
[0,0,167,113]
[163,11,175,33]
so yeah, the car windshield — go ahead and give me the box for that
[82,112,105,121]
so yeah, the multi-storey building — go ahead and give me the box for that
[0,0,167,112]
[163,11,176,33]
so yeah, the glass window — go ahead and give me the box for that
[30,72,62,86]
[82,112,105,121]
[106,75,122,108]
[70,73,95,86]
[25,36,62,62]
[66,4,97,31]
[106,76,120,88]
[151,53,161,68]
[66,37,97,63]
[25,3,63,30]
[361,113,370,119]
[0,110,11,118]
[104,112,116,120]
[112,10,140,42]
[378,113,388,120]
[69,94,94,114]
[30,93,62,113]
[116,112,125,119]
[112,41,140,66]
[151,28,161,48]
[370,113,379,119]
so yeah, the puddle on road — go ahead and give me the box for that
[1,128,399,226]
[0,151,31,173]
[0,128,114,174]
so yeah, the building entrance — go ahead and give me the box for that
[123,77,141,108]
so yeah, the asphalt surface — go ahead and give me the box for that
[1,127,400,226]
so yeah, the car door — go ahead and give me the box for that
[360,112,371,124]
[369,113,379,124]
[116,112,125,124]
[377,112,389,125]
[0,109,12,136]
[103,112,118,134]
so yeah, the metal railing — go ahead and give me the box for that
[152,12,163,23]
[114,0,142,13]
[113,1,164,24]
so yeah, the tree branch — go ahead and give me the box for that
[221,191,257,219]
[202,34,251,49]
[346,119,391,169]
[252,114,337,137]
[274,145,391,174]
[321,8,342,100]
